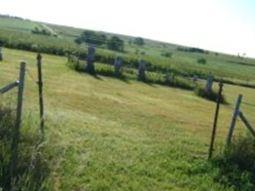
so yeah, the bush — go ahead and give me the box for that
[107,36,124,52]
[212,137,255,190]
[194,85,226,103]
[161,52,173,58]
[133,37,144,46]
[75,30,107,46]
[177,47,208,54]
[31,27,52,36]
[197,58,207,64]
[67,59,194,90]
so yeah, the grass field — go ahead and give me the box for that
[1,48,255,190]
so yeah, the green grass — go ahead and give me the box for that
[1,48,255,190]
[1,15,255,87]
[0,16,53,34]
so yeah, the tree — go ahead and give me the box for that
[107,36,124,52]
[133,37,145,46]
[74,30,107,46]
[74,37,82,45]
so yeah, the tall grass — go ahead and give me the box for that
[0,105,50,191]
[212,137,255,191]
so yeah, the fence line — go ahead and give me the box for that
[0,62,26,189]
[1,54,45,190]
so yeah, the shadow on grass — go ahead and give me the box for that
[90,71,132,84]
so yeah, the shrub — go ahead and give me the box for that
[133,37,145,46]
[107,36,124,52]
[75,30,107,46]
[212,137,255,190]
[67,59,194,90]
[197,58,207,64]
[194,85,226,103]
[161,52,173,58]
[31,27,52,36]
[177,47,208,54]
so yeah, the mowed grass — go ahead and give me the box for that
[1,48,255,190]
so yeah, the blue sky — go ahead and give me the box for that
[0,0,254,57]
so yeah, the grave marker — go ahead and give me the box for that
[138,60,146,81]
[85,46,96,74]
[114,57,122,77]
[205,74,214,93]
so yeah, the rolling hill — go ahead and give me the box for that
[1,15,255,190]
[1,14,255,87]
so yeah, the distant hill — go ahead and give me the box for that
[0,14,255,87]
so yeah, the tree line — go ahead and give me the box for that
[74,30,145,52]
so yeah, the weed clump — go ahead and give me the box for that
[0,105,50,191]
[194,85,226,103]
[212,137,255,191]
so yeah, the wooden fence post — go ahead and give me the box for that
[208,81,223,159]
[226,94,243,146]
[37,54,44,136]
[9,61,26,189]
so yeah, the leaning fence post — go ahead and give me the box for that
[9,61,26,189]
[208,81,223,159]
[37,54,44,136]
[226,94,243,146]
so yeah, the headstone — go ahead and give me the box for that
[67,53,71,62]
[85,46,96,74]
[192,75,198,87]
[114,57,122,77]
[0,47,3,61]
[192,75,198,83]
[138,60,146,81]
[205,74,214,93]
[165,71,171,85]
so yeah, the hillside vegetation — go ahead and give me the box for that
[1,15,255,88]
[1,48,255,190]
